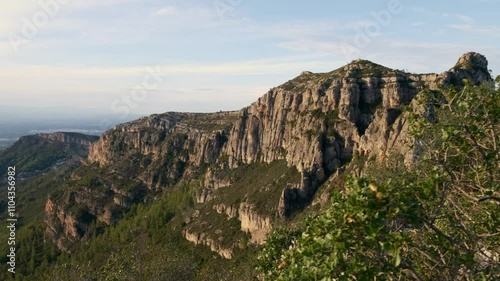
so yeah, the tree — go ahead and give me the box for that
[407,79,499,279]
[28,245,36,273]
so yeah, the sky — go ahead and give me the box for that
[0,0,499,122]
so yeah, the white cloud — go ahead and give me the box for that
[277,39,360,61]
[0,1,40,33]
[151,6,179,17]
[0,56,338,81]
[64,0,143,11]
[0,0,123,32]
[455,14,474,23]
[449,24,500,36]
[0,41,12,52]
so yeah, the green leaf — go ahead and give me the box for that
[394,252,401,267]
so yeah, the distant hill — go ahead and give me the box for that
[0,132,99,179]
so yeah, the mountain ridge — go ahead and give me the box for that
[43,52,492,259]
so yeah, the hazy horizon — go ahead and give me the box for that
[1,0,499,121]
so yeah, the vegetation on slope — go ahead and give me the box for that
[37,187,256,281]
[0,133,98,177]
[0,164,82,280]
[1,162,299,280]
[280,59,407,92]
[208,160,301,217]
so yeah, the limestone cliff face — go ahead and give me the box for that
[16,132,99,148]
[238,203,272,244]
[46,52,492,257]
[87,53,490,185]
[223,52,491,216]
[184,229,235,259]
[197,168,232,204]
[88,112,237,190]
[45,197,90,251]
[45,112,240,251]
[184,201,272,258]
[212,202,272,244]
[37,132,99,147]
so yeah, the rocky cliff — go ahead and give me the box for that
[14,132,99,149]
[45,52,492,258]
[220,52,490,217]
[37,132,100,147]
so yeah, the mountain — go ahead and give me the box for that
[1,52,496,280]
[0,132,99,179]
[44,52,491,255]
[0,132,100,224]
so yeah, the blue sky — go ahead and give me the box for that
[1,0,499,121]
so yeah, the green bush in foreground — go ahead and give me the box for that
[258,177,425,280]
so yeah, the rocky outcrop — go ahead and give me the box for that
[16,132,99,148]
[184,229,234,259]
[238,203,272,244]
[225,52,492,216]
[212,202,272,245]
[214,203,238,219]
[449,52,491,85]
[88,112,237,191]
[185,201,272,259]
[44,197,92,251]
[197,168,232,204]
[88,112,237,168]
[37,132,99,147]
[45,112,239,250]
